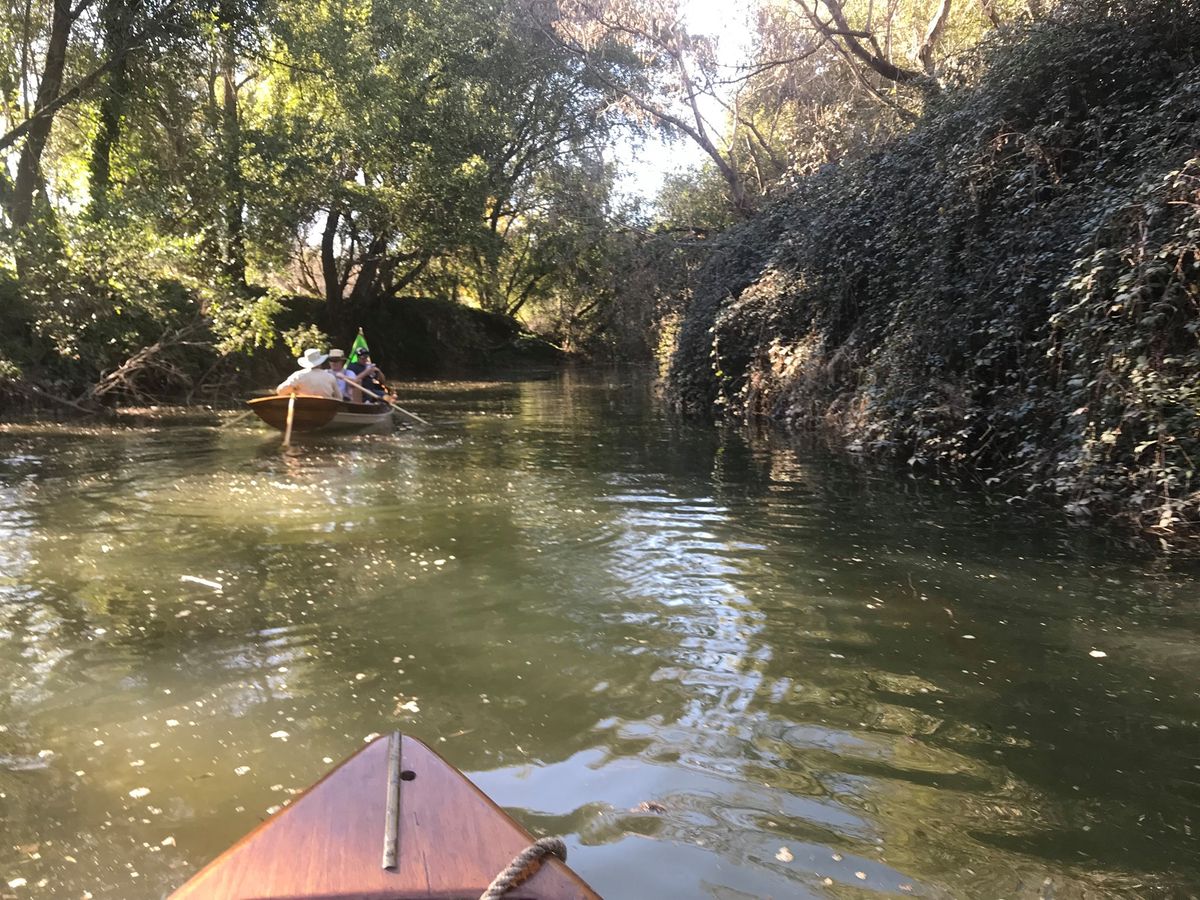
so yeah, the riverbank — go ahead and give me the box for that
[667,15,1200,551]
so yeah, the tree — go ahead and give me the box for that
[0,0,200,238]
[0,0,651,392]
[522,0,767,217]
[86,0,134,217]
[253,0,619,318]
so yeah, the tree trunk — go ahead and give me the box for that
[10,0,72,234]
[322,205,342,314]
[87,0,132,217]
[672,43,755,217]
[918,0,953,75]
[349,234,389,303]
[221,29,247,288]
[0,0,186,156]
[381,257,429,298]
[531,11,758,218]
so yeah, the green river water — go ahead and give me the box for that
[1,372,1198,898]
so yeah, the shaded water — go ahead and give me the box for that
[1,372,1198,898]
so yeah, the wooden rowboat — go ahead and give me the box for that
[249,394,394,433]
[171,733,600,899]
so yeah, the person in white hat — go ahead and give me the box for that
[326,348,354,400]
[276,348,341,399]
[327,347,381,402]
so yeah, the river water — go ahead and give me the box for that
[1,372,1197,898]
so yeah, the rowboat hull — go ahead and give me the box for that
[170,733,599,899]
[249,395,393,432]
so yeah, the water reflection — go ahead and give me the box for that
[0,376,1198,898]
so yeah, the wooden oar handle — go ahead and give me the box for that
[282,393,297,445]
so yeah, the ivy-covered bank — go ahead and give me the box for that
[669,16,1200,548]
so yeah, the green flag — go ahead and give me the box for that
[348,329,370,365]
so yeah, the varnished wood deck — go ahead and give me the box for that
[170,733,600,899]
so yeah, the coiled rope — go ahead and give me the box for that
[479,836,568,899]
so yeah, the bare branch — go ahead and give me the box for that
[794,0,938,92]
[827,34,920,121]
[528,0,757,215]
[716,44,826,86]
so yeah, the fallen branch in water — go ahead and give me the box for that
[82,321,212,404]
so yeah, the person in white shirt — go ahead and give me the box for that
[276,348,341,399]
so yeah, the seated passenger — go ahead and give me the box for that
[276,348,340,399]
[348,348,387,403]
[327,348,354,400]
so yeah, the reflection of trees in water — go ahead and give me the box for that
[710,429,1200,894]
[550,468,938,894]
[450,381,1200,894]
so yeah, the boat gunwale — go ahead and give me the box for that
[248,394,394,432]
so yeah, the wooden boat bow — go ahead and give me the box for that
[171,733,599,899]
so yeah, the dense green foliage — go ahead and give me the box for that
[0,0,635,400]
[669,7,1200,545]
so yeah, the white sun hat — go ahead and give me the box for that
[297,348,329,369]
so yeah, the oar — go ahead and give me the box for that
[282,394,296,446]
[333,374,431,426]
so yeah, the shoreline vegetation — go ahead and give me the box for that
[667,11,1199,552]
[1,0,1196,551]
[0,295,568,415]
